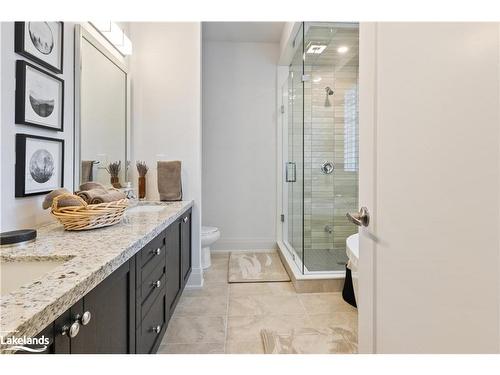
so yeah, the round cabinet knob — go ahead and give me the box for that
[183,217,188,223]
[152,280,161,288]
[151,325,161,334]
[62,321,80,338]
[81,311,92,326]
[153,248,161,256]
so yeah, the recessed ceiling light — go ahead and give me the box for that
[307,45,327,54]
[337,46,349,54]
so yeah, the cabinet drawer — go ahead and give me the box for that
[138,293,167,354]
[139,234,166,279]
[141,265,166,318]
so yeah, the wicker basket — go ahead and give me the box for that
[51,193,128,231]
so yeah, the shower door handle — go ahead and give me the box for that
[347,207,370,227]
[285,162,296,182]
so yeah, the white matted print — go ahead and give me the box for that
[15,60,64,131]
[15,134,64,197]
[15,22,63,73]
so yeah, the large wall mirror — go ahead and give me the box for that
[74,25,130,190]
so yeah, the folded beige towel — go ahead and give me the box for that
[52,194,86,210]
[90,190,126,204]
[79,181,106,191]
[42,188,71,209]
[158,160,182,201]
[76,188,108,203]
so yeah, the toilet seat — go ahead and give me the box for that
[202,226,218,235]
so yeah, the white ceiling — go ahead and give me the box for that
[202,22,285,43]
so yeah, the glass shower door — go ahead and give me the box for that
[302,22,359,273]
[283,23,305,273]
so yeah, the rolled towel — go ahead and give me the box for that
[42,188,71,209]
[52,194,86,209]
[158,160,182,201]
[90,190,127,204]
[79,181,106,191]
[76,188,108,203]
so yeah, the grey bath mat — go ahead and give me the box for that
[228,252,290,283]
[261,327,358,354]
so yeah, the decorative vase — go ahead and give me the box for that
[138,176,146,199]
[110,176,121,188]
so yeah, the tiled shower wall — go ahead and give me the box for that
[303,64,359,260]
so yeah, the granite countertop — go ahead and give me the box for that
[0,200,193,346]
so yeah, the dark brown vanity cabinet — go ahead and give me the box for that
[23,208,192,354]
[181,210,192,286]
[70,259,136,354]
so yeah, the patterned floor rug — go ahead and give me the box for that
[228,252,290,283]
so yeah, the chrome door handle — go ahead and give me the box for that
[151,325,161,334]
[346,207,370,227]
[286,162,296,182]
[183,216,188,223]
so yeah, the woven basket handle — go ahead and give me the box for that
[51,193,88,211]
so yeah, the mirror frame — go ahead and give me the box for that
[73,24,131,191]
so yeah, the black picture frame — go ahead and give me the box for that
[15,134,64,197]
[15,60,64,131]
[15,21,64,74]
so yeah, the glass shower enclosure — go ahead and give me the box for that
[282,22,359,274]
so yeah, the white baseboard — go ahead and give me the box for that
[185,267,204,288]
[213,238,277,251]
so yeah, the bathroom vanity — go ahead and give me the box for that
[0,201,193,354]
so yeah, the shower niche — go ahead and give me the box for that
[280,22,359,275]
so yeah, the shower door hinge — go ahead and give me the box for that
[302,74,310,82]
[280,105,285,114]
[280,214,285,222]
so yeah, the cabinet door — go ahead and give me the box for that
[165,220,181,316]
[70,259,136,354]
[180,210,192,286]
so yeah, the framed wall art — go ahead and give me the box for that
[15,21,64,74]
[15,134,64,197]
[15,60,64,131]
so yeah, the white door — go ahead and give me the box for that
[358,22,500,353]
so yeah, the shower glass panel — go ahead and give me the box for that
[283,22,359,274]
[285,23,305,273]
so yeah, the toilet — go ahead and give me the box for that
[201,226,220,269]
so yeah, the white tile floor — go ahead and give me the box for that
[158,252,357,354]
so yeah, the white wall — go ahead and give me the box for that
[202,41,279,250]
[0,22,75,231]
[129,22,203,286]
[0,22,130,232]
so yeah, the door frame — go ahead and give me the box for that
[357,22,376,353]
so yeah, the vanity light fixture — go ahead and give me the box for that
[90,21,132,56]
[306,44,327,54]
[337,45,349,54]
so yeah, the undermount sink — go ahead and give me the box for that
[127,204,166,213]
[0,258,67,296]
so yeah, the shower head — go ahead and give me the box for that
[324,86,334,107]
